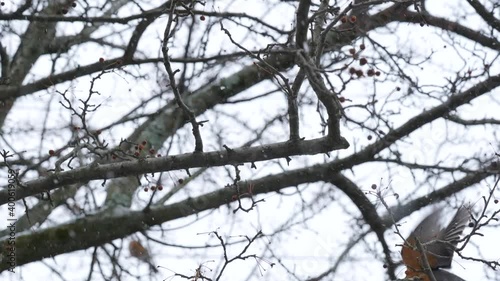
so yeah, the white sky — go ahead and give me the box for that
[0,0,499,280]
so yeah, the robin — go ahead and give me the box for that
[401,205,469,281]
[129,240,159,273]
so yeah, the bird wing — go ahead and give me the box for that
[411,208,444,243]
[427,206,470,268]
[431,269,466,281]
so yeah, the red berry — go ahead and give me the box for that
[359,58,367,65]
[99,57,104,63]
[495,199,499,204]
[367,69,375,76]
[144,187,149,192]
[367,135,372,140]
[371,184,377,189]
[138,145,144,151]
[349,48,356,55]
[360,44,366,50]
[49,150,55,156]
[355,70,363,77]
[338,96,346,103]
[350,16,357,23]
[134,151,140,157]
[156,154,161,157]
[150,186,156,191]
[178,179,184,184]
[142,140,147,146]
[349,67,356,75]
[149,149,155,155]
[157,185,163,191]
[71,2,76,7]
[396,86,401,91]
[200,15,206,21]
[375,71,381,76]
[341,16,347,23]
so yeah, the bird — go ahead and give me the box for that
[129,240,159,273]
[401,205,469,281]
